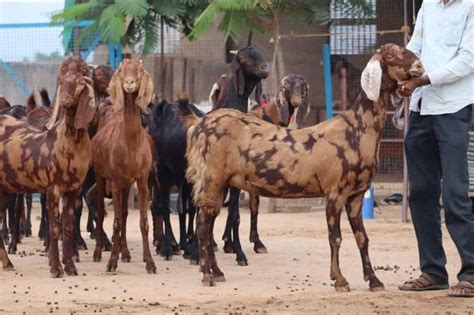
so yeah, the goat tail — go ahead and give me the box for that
[175,91,201,131]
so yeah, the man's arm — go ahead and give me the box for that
[428,7,474,86]
[406,4,424,57]
[399,6,474,96]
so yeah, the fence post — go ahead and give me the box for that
[116,42,122,65]
[108,40,116,70]
[322,44,333,119]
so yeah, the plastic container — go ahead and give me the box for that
[362,186,374,220]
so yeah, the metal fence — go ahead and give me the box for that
[327,0,410,191]
[0,21,118,105]
[0,1,414,217]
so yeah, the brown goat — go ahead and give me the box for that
[179,44,424,290]
[246,74,309,253]
[91,58,156,273]
[0,71,96,276]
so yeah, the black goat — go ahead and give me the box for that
[209,46,269,265]
[146,99,204,261]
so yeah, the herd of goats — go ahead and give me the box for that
[0,43,424,292]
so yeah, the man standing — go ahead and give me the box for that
[397,0,474,297]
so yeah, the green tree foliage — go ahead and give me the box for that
[51,0,207,55]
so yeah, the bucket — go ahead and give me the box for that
[362,186,374,220]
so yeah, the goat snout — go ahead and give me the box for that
[291,95,303,106]
[123,78,138,93]
[60,94,75,106]
[409,61,424,77]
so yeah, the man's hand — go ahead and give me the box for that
[397,76,431,97]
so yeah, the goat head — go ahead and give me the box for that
[107,58,153,114]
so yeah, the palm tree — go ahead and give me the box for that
[51,0,207,55]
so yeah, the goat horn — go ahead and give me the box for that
[229,50,238,55]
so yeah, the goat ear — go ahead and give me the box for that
[45,85,62,130]
[209,82,220,109]
[136,71,153,113]
[255,81,262,103]
[361,54,382,102]
[74,80,97,130]
[231,59,245,96]
[295,84,310,129]
[107,70,124,113]
[275,85,290,126]
[136,71,153,114]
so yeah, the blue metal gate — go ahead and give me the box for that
[0,21,121,105]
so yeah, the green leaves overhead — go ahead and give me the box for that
[50,0,376,55]
[115,0,149,18]
[50,0,204,55]
[191,0,376,42]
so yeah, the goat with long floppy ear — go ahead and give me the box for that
[275,84,290,126]
[45,86,62,130]
[360,49,382,102]
[107,66,125,113]
[295,90,309,128]
[135,68,154,114]
[74,77,97,130]
[231,55,246,96]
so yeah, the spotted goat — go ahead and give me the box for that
[0,71,97,276]
[246,74,310,253]
[91,58,156,274]
[178,44,424,290]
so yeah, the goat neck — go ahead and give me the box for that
[347,70,397,135]
[121,91,145,148]
[63,108,87,141]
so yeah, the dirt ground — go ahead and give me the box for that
[0,202,472,314]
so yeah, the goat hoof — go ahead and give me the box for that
[3,262,15,271]
[65,266,78,276]
[237,259,248,266]
[201,274,215,287]
[89,232,96,240]
[223,242,234,253]
[213,274,226,282]
[189,259,199,266]
[73,255,80,263]
[106,262,117,272]
[146,262,157,274]
[163,255,172,261]
[334,279,350,292]
[335,285,350,292]
[50,267,64,278]
[93,250,102,262]
[369,278,385,292]
[253,243,267,254]
[121,256,131,263]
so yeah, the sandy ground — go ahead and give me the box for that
[0,202,472,314]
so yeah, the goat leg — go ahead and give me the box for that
[197,208,216,286]
[25,193,32,237]
[228,187,248,266]
[249,193,267,254]
[106,186,123,272]
[8,193,23,254]
[93,174,106,262]
[47,188,64,278]
[0,192,14,270]
[119,185,131,263]
[73,195,88,250]
[156,182,174,260]
[38,193,47,241]
[62,190,79,276]
[326,196,349,292]
[137,176,156,274]
[345,192,384,291]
